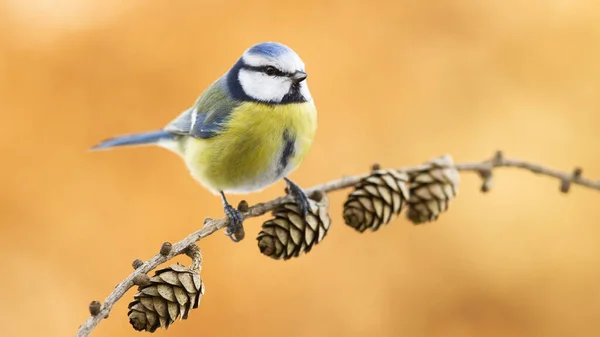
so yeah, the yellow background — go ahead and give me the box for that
[1,1,600,336]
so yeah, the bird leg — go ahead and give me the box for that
[284,177,310,216]
[220,192,244,242]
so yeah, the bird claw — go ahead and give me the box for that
[284,178,310,216]
[223,204,244,242]
[220,191,244,242]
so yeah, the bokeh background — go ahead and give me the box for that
[1,1,600,336]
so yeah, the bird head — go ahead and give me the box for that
[226,42,311,104]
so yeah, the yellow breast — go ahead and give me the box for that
[183,101,317,194]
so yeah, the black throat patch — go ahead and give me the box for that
[281,82,305,104]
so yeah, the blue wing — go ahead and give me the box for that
[165,106,235,139]
[164,78,239,139]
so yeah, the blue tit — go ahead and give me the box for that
[91,42,317,242]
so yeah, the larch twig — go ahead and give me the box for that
[76,150,600,337]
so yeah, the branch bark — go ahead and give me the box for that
[75,151,600,337]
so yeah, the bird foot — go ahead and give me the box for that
[220,192,244,242]
[284,178,310,216]
[223,204,244,242]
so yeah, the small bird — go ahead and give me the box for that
[91,42,317,242]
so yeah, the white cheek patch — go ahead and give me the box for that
[238,69,291,103]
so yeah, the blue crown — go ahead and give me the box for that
[247,42,291,57]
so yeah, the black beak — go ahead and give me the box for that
[290,70,307,82]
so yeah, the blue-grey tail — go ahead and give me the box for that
[90,130,174,150]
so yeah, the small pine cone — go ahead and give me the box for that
[406,154,460,224]
[257,191,331,260]
[343,169,410,232]
[128,264,205,332]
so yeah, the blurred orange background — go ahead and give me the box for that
[1,1,600,336]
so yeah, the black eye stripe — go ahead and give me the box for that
[243,65,288,77]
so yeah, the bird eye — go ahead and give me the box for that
[264,66,277,76]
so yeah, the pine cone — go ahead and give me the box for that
[343,169,410,232]
[406,154,459,224]
[128,264,204,332]
[257,191,331,260]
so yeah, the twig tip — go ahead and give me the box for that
[89,300,102,316]
[131,258,143,270]
[160,242,172,256]
[492,150,504,165]
[560,179,571,193]
[237,200,249,212]
[477,169,493,193]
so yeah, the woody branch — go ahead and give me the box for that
[75,150,600,337]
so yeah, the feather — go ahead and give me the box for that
[164,78,240,139]
[183,100,317,194]
[90,130,173,150]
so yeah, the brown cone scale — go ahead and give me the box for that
[406,154,460,224]
[127,264,204,332]
[257,191,331,260]
[343,169,410,232]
